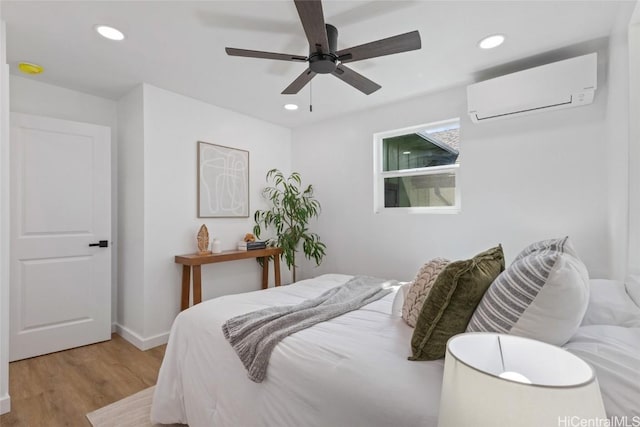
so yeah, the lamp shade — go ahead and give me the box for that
[438,333,606,427]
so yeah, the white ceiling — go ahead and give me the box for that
[1,1,636,128]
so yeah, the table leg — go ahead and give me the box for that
[193,265,202,305]
[274,253,281,287]
[261,257,270,289]
[181,265,191,311]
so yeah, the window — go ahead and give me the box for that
[374,118,460,213]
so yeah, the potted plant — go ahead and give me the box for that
[253,169,326,283]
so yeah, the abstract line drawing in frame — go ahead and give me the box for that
[198,141,249,218]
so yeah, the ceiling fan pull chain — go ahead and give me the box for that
[310,80,313,113]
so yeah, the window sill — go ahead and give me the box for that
[375,206,461,215]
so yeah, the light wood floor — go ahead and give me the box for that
[0,334,166,427]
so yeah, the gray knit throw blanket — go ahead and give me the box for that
[222,276,393,382]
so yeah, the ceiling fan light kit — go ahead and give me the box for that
[225,0,421,96]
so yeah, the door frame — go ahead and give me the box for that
[0,20,10,416]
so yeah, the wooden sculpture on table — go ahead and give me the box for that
[197,224,212,255]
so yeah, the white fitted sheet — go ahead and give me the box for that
[151,274,444,427]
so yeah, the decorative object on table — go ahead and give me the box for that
[253,169,326,283]
[196,224,212,255]
[198,141,249,218]
[247,241,267,251]
[237,233,257,250]
[438,333,606,427]
[211,238,222,254]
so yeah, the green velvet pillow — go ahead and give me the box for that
[409,245,505,361]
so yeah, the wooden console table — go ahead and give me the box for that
[175,247,283,311]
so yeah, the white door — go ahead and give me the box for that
[10,113,111,361]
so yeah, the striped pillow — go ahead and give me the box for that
[514,236,580,261]
[467,238,589,346]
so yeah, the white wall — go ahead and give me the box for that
[117,84,292,346]
[8,76,119,324]
[628,5,640,276]
[0,19,11,416]
[605,24,631,280]
[292,50,627,282]
[116,85,145,340]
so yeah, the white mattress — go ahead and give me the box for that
[151,274,444,427]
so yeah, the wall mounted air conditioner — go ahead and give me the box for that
[467,53,597,123]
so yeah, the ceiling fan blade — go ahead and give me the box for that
[336,30,421,63]
[226,47,307,62]
[282,68,317,94]
[332,65,381,95]
[294,0,330,54]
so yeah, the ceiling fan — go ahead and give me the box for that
[225,0,422,95]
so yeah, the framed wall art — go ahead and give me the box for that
[197,141,249,218]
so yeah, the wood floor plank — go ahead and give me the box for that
[0,334,166,427]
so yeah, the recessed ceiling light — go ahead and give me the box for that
[478,34,505,50]
[284,104,299,111]
[18,62,44,75]
[95,25,125,41]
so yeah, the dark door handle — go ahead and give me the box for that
[89,240,109,248]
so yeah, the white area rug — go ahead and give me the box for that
[86,386,185,427]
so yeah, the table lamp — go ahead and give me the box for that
[438,333,606,427]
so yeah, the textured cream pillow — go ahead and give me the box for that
[402,258,450,327]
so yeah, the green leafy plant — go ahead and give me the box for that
[253,169,326,283]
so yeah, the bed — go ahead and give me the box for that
[151,274,640,427]
[151,274,444,426]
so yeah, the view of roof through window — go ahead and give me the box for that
[382,123,460,172]
[420,126,460,155]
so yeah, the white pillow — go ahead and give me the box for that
[391,283,410,317]
[581,279,640,327]
[468,237,589,346]
[626,274,640,309]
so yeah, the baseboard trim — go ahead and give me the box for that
[0,394,10,415]
[114,323,169,351]
[111,322,117,333]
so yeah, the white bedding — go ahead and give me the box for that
[151,274,444,427]
[565,279,640,418]
[564,325,640,418]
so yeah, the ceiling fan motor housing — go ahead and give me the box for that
[309,24,338,74]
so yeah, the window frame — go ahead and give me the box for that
[373,118,461,214]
